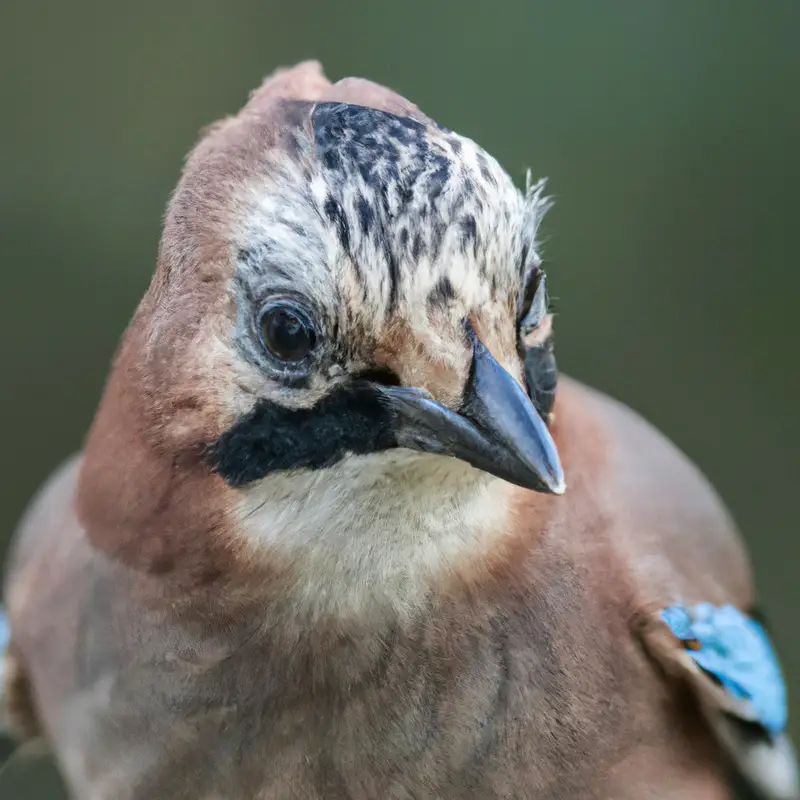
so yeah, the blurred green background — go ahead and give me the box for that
[1,1,798,797]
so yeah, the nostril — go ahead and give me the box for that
[355,366,402,387]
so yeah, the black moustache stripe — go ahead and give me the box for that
[207,383,396,487]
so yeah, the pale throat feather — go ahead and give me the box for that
[233,450,516,618]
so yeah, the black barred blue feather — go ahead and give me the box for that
[662,603,787,735]
[653,602,798,799]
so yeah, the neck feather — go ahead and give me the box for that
[232,451,516,620]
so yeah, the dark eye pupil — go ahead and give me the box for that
[260,307,316,362]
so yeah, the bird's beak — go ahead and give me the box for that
[374,329,566,494]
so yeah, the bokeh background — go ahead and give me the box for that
[1,1,798,796]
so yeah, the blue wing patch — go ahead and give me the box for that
[661,603,787,735]
[0,608,8,655]
[0,607,8,690]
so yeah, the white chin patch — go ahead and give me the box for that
[233,449,512,617]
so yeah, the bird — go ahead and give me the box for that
[0,60,796,800]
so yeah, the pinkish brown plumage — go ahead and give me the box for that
[1,62,795,799]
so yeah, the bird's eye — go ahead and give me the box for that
[258,302,317,363]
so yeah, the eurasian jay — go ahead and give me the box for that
[1,61,795,800]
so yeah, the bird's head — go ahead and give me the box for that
[198,97,563,495]
[81,63,563,596]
